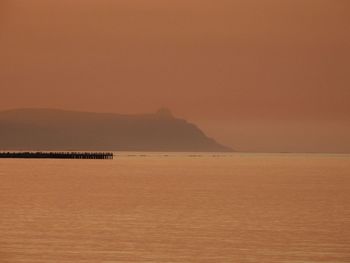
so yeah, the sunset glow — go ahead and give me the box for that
[1,0,349,152]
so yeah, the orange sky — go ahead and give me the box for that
[1,0,349,152]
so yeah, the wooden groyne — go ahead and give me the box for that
[0,152,114,159]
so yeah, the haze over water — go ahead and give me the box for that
[1,153,350,262]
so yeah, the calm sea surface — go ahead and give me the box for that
[0,153,349,263]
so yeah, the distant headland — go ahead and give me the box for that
[0,108,232,152]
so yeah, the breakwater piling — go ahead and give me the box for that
[0,152,114,159]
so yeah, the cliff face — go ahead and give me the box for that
[0,109,232,152]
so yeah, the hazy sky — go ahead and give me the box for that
[1,0,349,152]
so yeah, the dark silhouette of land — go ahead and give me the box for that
[0,152,113,159]
[0,108,232,152]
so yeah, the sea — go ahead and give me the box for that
[0,153,349,263]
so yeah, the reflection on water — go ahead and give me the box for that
[1,153,350,262]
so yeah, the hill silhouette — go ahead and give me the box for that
[0,108,232,152]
